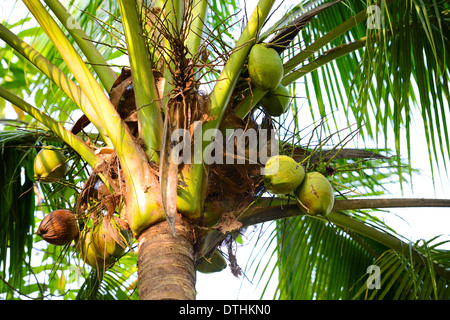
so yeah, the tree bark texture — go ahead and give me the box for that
[137,213,196,300]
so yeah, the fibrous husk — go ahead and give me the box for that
[204,113,266,227]
[213,211,243,234]
[37,209,79,246]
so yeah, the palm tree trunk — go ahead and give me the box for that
[137,213,196,300]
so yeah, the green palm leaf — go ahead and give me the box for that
[274,216,377,299]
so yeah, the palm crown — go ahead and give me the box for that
[0,0,449,300]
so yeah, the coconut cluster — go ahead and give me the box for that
[248,43,335,216]
[248,44,291,117]
[263,155,335,217]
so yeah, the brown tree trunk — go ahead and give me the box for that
[137,213,196,300]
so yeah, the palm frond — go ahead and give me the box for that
[272,216,379,299]
[356,0,449,169]
[250,212,450,300]
[351,237,450,299]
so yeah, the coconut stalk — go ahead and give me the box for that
[43,0,118,92]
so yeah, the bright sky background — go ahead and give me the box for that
[1,0,449,300]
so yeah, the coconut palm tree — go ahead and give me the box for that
[0,0,449,300]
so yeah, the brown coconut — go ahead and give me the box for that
[37,210,79,245]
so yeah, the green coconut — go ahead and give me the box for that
[34,147,68,183]
[263,155,305,195]
[79,221,130,270]
[37,209,79,246]
[295,171,335,216]
[196,250,227,274]
[248,44,283,91]
[260,84,290,116]
[93,220,130,261]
